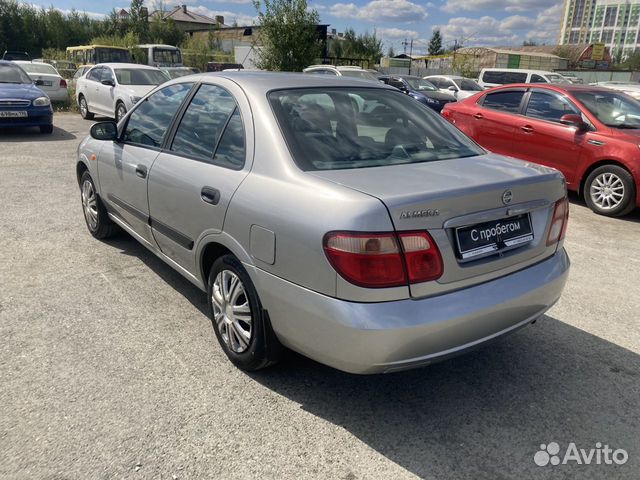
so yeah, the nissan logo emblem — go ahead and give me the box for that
[502,190,513,205]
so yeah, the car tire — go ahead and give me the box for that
[79,95,94,120]
[584,165,636,217]
[79,171,117,239]
[40,125,53,134]
[207,254,282,371]
[115,102,127,122]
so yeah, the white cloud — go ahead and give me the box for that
[189,5,257,25]
[328,0,428,23]
[377,27,420,39]
[435,6,561,47]
[441,0,558,14]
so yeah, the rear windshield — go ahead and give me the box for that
[340,70,379,82]
[269,87,484,171]
[0,63,32,84]
[20,63,57,75]
[115,68,167,85]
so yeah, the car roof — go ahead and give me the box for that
[426,75,465,80]
[480,68,562,75]
[486,83,616,94]
[167,71,395,94]
[94,63,161,70]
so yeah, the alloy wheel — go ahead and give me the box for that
[81,179,98,230]
[212,270,253,353]
[590,172,625,211]
[80,98,87,117]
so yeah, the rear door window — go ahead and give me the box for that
[170,84,245,168]
[481,90,525,113]
[530,74,547,83]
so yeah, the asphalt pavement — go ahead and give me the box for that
[0,113,638,479]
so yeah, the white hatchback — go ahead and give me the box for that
[13,61,69,104]
[76,63,168,121]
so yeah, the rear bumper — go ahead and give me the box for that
[253,249,570,374]
[47,90,69,103]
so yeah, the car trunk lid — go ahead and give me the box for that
[311,153,566,298]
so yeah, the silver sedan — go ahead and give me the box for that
[76,72,570,374]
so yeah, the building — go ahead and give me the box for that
[559,0,640,59]
[149,5,225,33]
[452,47,569,73]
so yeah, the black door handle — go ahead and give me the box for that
[135,164,147,178]
[201,186,220,205]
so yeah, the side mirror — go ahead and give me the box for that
[560,114,588,132]
[101,79,115,87]
[447,85,458,92]
[90,121,118,141]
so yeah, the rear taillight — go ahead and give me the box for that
[60,78,67,88]
[546,197,569,246]
[323,231,443,288]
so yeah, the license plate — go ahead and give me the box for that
[0,111,28,118]
[456,214,534,260]
[42,81,53,87]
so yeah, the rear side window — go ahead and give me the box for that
[482,71,506,84]
[170,84,245,168]
[530,74,547,83]
[525,91,580,123]
[482,91,524,113]
[122,83,193,148]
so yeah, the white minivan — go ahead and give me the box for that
[477,68,571,89]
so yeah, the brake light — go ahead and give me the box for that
[546,197,569,246]
[399,232,444,283]
[323,231,443,288]
[60,78,67,88]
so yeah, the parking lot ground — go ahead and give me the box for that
[1,113,639,479]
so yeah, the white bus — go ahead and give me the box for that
[135,44,183,67]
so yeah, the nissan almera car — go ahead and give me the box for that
[76,72,570,374]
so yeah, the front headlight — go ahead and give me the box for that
[130,95,142,104]
[33,96,51,107]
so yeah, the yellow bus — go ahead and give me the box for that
[66,45,131,67]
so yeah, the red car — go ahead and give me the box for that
[442,84,640,217]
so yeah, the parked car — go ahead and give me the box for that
[379,75,456,112]
[0,60,53,133]
[303,65,380,82]
[160,66,200,79]
[424,75,484,99]
[442,83,640,217]
[2,50,30,61]
[76,73,569,374]
[559,73,583,84]
[592,81,640,100]
[478,69,571,89]
[76,63,168,121]
[13,61,68,104]
[70,66,91,88]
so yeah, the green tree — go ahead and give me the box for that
[129,0,149,42]
[338,28,383,65]
[428,29,443,56]
[253,0,322,71]
[387,45,396,58]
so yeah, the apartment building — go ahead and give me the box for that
[560,0,640,59]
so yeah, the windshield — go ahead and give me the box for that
[269,87,484,171]
[20,63,58,75]
[115,68,167,85]
[0,64,32,84]
[404,78,437,91]
[340,70,380,82]
[546,74,571,84]
[96,47,131,63]
[574,90,640,129]
[162,67,198,79]
[458,78,483,91]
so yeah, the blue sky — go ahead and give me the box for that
[36,0,564,54]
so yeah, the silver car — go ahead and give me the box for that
[76,73,570,374]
